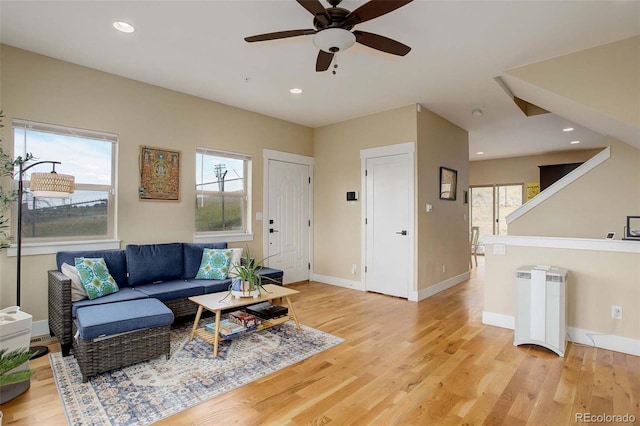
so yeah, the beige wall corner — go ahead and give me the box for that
[502,36,640,150]
[0,45,313,322]
[416,108,469,292]
[508,138,640,238]
[312,105,417,283]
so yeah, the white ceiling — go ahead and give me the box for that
[1,1,639,160]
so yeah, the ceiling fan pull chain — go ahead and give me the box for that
[332,55,339,75]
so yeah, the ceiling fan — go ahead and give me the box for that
[244,0,414,72]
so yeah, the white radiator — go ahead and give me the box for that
[514,265,568,356]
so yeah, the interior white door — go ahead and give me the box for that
[365,154,410,298]
[267,160,310,284]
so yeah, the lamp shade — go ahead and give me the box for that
[30,172,75,198]
[313,28,356,53]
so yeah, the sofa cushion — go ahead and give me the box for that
[57,249,128,288]
[135,280,204,301]
[126,243,184,286]
[187,278,232,294]
[72,287,149,317]
[74,257,120,300]
[61,262,88,301]
[195,248,232,280]
[75,299,174,340]
[258,267,284,282]
[183,242,228,278]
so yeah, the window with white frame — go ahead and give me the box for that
[195,148,251,236]
[12,119,116,242]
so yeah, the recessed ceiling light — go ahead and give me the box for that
[570,140,581,145]
[476,151,484,155]
[563,127,574,132]
[289,88,302,94]
[113,21,135,33]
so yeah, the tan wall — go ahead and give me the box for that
[484,245,640,340]
[312,105,417,282]
[509,138,640,238]
[505,36,640,127]
[0,45,313,321]
[416,108,469,290]
[470,149,603,187]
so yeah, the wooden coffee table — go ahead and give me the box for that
[188,284,300,357]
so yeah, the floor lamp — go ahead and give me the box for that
[17,160,74,359]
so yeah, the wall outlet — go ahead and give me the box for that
[442,264,446,273]
[611,305,623,320]
[351,264,357,275]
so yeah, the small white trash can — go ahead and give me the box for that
[0,306,33,403]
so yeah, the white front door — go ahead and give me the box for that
[364,153,411,298]
[267,159,310,284]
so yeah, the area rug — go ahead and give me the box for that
[50,320,344,426]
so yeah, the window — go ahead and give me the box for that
[12,119,116,243]
[195,148,251,238]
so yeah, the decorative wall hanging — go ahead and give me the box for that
[439,167,457,201]
[139,146,180,201]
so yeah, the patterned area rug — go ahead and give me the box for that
[50,320,344,425]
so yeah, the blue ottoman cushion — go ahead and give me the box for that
[75,299,174,340]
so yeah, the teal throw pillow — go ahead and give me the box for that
[74,257,120,300]
[195,248,232,280]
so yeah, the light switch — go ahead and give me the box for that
[426,204,433,212]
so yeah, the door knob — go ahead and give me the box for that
[269,228,279,233]
[396,230,407,235]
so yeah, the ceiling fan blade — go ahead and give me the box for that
[354,30,411,56]
[343,0,413,27]
[297,0,331,27]
[316,50,334,72]
[245,29,317,43]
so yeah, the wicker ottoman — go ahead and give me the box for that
[73,299,174,382]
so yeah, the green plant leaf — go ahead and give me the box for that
[0,348,32,376]
[0,369,32,386]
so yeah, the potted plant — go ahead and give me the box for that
[226,246,278,299]
[0,348,33,405]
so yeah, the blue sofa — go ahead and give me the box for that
[48,242,283,356]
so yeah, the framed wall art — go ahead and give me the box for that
[139,146,180,201]
[625,215,640,240]
[439,167,457,201]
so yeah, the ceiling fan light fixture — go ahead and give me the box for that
[313,28,356,53]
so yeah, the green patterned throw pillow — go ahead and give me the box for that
[74,257,120,300]
[195,248,232,280]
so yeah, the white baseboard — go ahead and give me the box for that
[567,327,640,357]
[31,319,50,339]
[311,273,364,291]
[481,311,640,357]
[482,311,516,329]
[410,272,470,302]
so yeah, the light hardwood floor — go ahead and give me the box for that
[2,259,639,425]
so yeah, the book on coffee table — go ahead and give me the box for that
[246,302,288,320]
